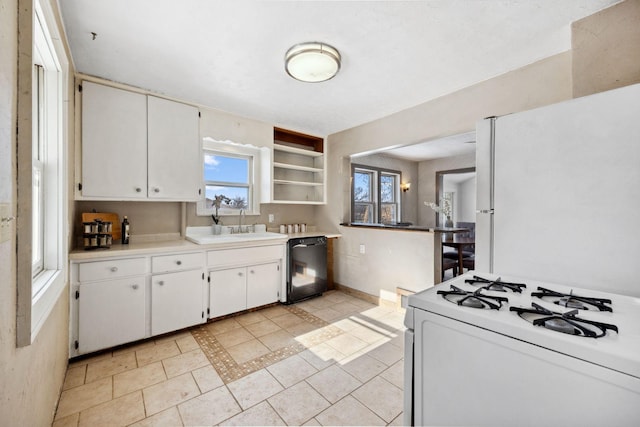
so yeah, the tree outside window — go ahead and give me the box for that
[352,165,401,224]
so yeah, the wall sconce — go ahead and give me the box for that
[401,182,411,193]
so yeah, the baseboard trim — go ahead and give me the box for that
[332,282,397,310]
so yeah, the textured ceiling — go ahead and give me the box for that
[59,0,619,137]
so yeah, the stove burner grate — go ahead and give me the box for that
[438,285,508,310]
[531,287,613,312]
[510,302,618,338]
[465,275,527,293]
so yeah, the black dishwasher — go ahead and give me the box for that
[286,236,327,304]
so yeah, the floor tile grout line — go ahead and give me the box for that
[191,304,344,384]
[58,291,405,425]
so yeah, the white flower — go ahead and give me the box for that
[424,200,451,217]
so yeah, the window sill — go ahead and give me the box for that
[28,269,66,344]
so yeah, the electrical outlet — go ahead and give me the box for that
[0,204,13,243]
[359,244,365,254]
[268,214,275,223]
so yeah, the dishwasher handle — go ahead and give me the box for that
[292,243,323,248]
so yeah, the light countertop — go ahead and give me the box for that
[70,230,341,261]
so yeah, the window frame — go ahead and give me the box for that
[380,171,400,224]
[196,138,266,217]
[351,163,402,224]
[16,0,69,346]
[203,151,253,212]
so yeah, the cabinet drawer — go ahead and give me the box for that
[152,252,204,273]
[78,257,147,282]
[208,245,284,268]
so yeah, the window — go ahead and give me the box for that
[32,64,45,280]
[16,0,69,345]
[203,152,251,211]
[380,172,399,223]
[197,138,267,217]
[351,164,401,224]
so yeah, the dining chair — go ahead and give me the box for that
[442,258,458,279]
[442,222,476,262]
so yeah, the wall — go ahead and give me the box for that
[321,0,640,300]
[0,0,71,425]
[572,0,640,97]
[350,153,419,224]
[320,52,572,298]
[457,175,477,223]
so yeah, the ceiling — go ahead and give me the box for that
[59,0,619,138]
[382,131,477,162]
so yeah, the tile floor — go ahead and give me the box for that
[53,290,407,426]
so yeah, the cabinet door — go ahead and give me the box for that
[147,96,201,201]
[81,81,147,199]
[78,276,146,354]
[209,267,246,318]
[151,269,204,335]
[247,262,280,309]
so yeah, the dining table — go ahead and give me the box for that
[441,235,475,276]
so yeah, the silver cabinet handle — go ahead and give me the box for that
[158,280,164,286]
[176,260,182,266]
[135,187,142,193]
[238,272,243,277]
[250,270,255,274]
[154,188,160,193]
[131,284,139,290]
[110,267,118,272]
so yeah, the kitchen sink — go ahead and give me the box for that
[185,227,287,245]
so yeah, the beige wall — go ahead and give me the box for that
[321,0,640,299]
[572,0,640,97]
[320,52,573,298]
[0,0,71,425]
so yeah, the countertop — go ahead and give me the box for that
[270,230,342,239]
[69,230,341,261]
[340,222,468,233]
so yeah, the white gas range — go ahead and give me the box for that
[403,272,640,426]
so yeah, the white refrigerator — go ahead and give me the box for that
[475,83,640,297]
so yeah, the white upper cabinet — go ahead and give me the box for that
[81,82,148,199]
[79,81,201,201]
[147,96,201,200]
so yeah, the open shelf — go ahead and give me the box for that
[272,128,326,204]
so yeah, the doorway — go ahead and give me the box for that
[435,167,476,227]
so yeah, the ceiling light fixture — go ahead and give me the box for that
[285,42,341,83]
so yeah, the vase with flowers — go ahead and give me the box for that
[211,194,231,233]
[424,200,453,227]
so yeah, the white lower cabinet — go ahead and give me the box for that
[78,276,146,354]
[72,251,205,356]
[71,243,285,356]
[209,267,247,318]
[209,262,280,318]
[151,269,205,335]
[246,262,281,309]
[207,244,285,318]
[151,252,206,336]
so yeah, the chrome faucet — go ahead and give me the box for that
[239,209,245,233]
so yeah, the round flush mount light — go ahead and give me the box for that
[285,42,341,83]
